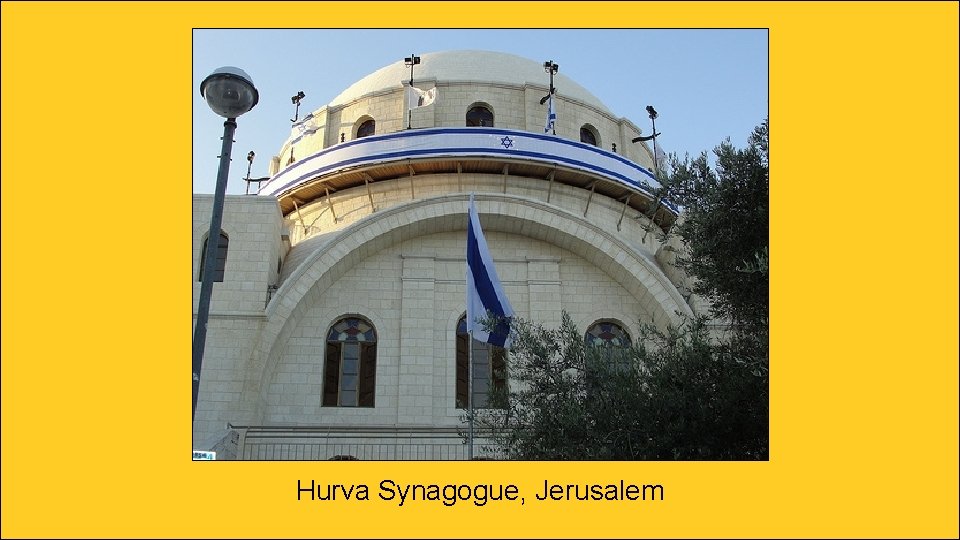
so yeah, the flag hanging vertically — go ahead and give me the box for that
[544,94,556,134]
[466,194,514,348]
[655,144,668,173]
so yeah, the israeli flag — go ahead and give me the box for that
[544,95,556,134]
[287,113,319,146]
[466,194,514,348]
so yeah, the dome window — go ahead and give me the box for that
[580,124,600,147]
[356,118,375,138]
[466,105,494,127]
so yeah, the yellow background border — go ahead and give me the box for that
[2,2,957,538]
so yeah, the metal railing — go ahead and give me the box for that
[229,424,500,461]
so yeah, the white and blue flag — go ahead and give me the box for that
[544,95,556,134]
[466,194,514,348]
[287,113,319,146]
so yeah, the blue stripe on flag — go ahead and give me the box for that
[466,195,514,348]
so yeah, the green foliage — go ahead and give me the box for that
[665,119,769,331]
[466,120,769,460]
[469,313,767,460]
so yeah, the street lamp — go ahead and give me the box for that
[540,60,559,134]
[646,105,660,176]
[631,104,662,176]
[539,60,559,104]
[291,90,306,122]
[194,66,259,422]
[244,151,255,194]
[631,105,666,242]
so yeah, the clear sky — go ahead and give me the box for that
[193,29,767,195]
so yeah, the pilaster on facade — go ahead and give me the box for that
[527,256,563,330]
[398,255,437,425]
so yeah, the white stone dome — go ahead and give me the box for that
[328,50,611,113]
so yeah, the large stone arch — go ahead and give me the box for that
[241,192,693,420]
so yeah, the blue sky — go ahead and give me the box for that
[193,29,767,194]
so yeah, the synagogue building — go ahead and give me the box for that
[192,50,704,459]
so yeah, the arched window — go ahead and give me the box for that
[198,230,228,282]
[456,316,506,408]
[466,105,494,127]
[580,125,599,147]
[323,317,377,407]
[585,321,630,348]
[356,119,375,138]
[585,320,632,373]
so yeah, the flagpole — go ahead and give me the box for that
[465,191,513,461]
[404,54,420,130]
[407,96,413,130]
[468,330,474,460]
[543,60,559,135]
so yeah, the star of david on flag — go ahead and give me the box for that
[465,194,514,348]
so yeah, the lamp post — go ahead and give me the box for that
[404,54,420,129]
[646,105,659,177]
[631,104,662,176]
[194,66,259,422]
[541,60,559,101]
[630,105,666,242]
[244,151,255,194]
[291,90,305,122]
[540,60,559,134]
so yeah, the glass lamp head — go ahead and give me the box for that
[200,66,259,119]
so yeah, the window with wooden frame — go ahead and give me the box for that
[323,317,377,407]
